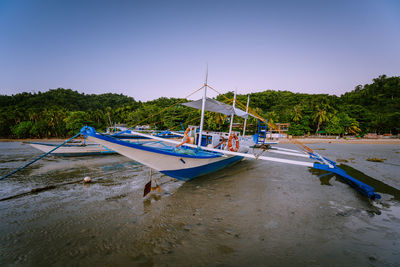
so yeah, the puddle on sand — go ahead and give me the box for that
[309,164,400,201]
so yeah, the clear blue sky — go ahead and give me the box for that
[1,0,399,101]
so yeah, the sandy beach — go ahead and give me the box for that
[1,141,400,266]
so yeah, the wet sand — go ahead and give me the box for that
[0,142,399,266]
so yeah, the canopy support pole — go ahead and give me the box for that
[228,90,237,137]
[198,68,208,146]
[243,95,250,136]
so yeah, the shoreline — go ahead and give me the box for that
[1,137,400,145]
[279,138,400,144]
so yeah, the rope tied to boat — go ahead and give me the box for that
[0,132,82,181]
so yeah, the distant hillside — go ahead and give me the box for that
[0,88,137,111]
[341,75,400,134]
[0,75,399,138]
[0,89,139,138]
[221,75,399,136]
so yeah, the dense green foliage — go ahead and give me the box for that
[0,75,399,138]
[232,75,399,136]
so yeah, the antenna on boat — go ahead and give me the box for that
[205,64,208,86]
[198,65,208,147]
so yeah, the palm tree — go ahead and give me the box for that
[28,108,40,122]
[313,107,330,135]
[346,122,361,135]
[105,106,113,127]
[213,112,226,124]
[266,111,278,124]
[292,105,303,123]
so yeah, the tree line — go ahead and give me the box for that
[0,75,398,139]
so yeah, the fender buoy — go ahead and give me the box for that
[228,134,239,152]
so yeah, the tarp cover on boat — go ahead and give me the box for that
[182,98,257,119]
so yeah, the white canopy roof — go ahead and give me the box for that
[182,98,258,119]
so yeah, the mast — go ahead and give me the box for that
[243,95,250,136]
[198,66,208,146]
[228,89,237,137]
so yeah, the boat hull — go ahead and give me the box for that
[160,155,243,181]
[86,135,243,181]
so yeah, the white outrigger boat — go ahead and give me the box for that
[25,141,116,157]
[79,80,381,200]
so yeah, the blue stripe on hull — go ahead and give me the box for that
[160,156,243,181]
